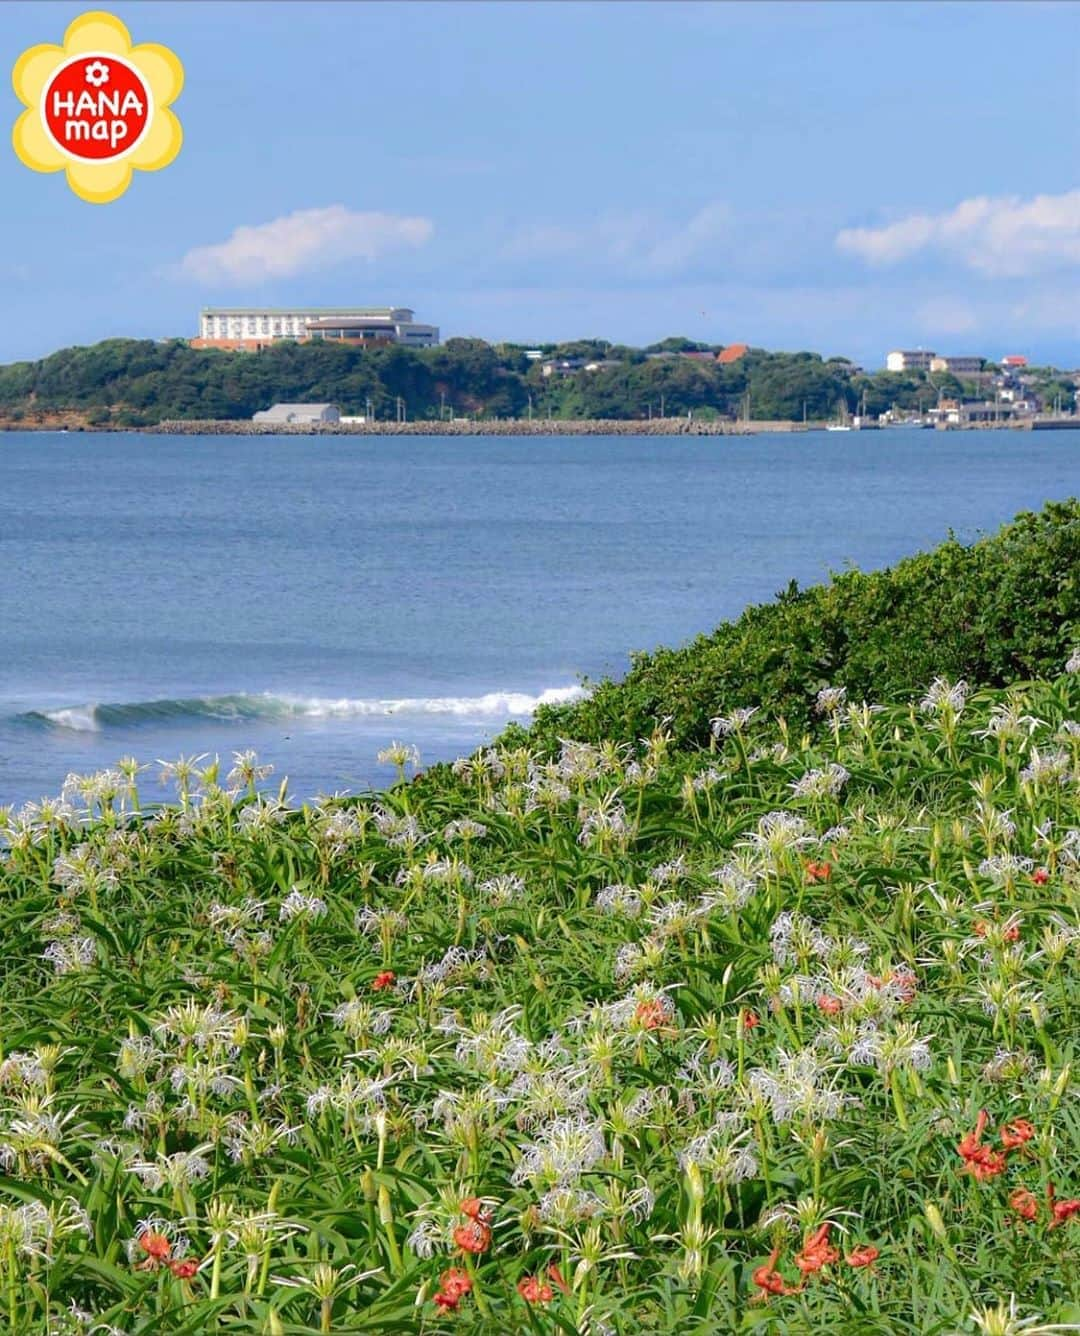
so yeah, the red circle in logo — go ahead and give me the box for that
[42,55,150,162]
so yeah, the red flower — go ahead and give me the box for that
[794,1222,839,1276]
[371,970,396,991]
[891,970,918,1003]
[517,1276,554,1303]
[634,999,670,1031]
[440,1269,472,1300]
[752,1247,802,1299]
[1048,1183,1080,1229]
[958,1110,1008,1181]
[138,1231,172,1264]
[433,1268,473,1311]
[1000,1119,1036,1151]
[816,994,842,1017]
[973,920,989,938]
[459,1197,490,1223]
[452,1219,492,1254]
[805,861,832,883]
[845,1244,879,1268]
[547,1264,571,1295]
[741,1009,760,1030]
[169,1258,199,1279]
[1033,868,1050,885]
[1009,1187,1039,1223]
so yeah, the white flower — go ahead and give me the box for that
[84,60,110,88]
[376,742,420,770]
[790,764,850,800]
[595,884,642,918]
[815,686,847,715]
[919,677,969,716]
[279,889,328,922]
[710,706,759,738]
[1065,647,1080,675]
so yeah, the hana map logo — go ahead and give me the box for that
[11,10,183,204]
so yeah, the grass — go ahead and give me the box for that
[0,670,1079,1334]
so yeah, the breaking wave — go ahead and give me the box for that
[18,687,586,734]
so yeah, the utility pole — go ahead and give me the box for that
[528,393,533,421]
[660,392,665,418]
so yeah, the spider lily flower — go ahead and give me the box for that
[710,706,759,739]
[791,766,850,801]
[815,686,847,715]
[920,678,970,718]
[967,1294,1080,1334]
[226,750,274,789]
[279,888,328,922]
[845,1243,879,1267]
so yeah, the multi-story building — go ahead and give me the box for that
[192,307,439,351]
[929,355,984,375]
[886,349,936,372]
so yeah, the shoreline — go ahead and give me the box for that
[2,416,1073,436]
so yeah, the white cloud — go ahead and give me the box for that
[836,190,1080,277]
[179,206,434,284]
[501,202,732,276]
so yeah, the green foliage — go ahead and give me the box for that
[521,501,1080,754]
[6,336,1059,425]
[1,672,1079,1331]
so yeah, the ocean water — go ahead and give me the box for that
[2,428,1077,806]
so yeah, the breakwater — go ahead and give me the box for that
[152,417,810,437]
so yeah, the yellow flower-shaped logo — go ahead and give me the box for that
[12,10,183,204]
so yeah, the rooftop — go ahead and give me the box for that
[201,307,405,317]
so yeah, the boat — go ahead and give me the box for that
[826,397,854,431]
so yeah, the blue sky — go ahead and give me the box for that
[3,1,1079,367]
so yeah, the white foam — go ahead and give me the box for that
[273,685,586,718]
[41,706,100,732]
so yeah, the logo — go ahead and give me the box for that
[12,11,183,204]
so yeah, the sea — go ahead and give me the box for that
[2,428,1077,807]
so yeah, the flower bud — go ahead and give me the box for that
[923,1202,948,1243]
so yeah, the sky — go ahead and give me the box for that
[3,0,1079,367]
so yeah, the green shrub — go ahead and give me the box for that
[521,499,1080,753]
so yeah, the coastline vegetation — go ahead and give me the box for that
[2,335,1073,430]
[517,500,1080,757]
[0,506,1078,1332]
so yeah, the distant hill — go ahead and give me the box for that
[0,334,1046,429]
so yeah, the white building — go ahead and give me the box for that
[930,355,984,375]
[195,307,439,350]
[886,350,936,372]
[252,403,341,425]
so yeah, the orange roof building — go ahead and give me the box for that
[717,343,749,364]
